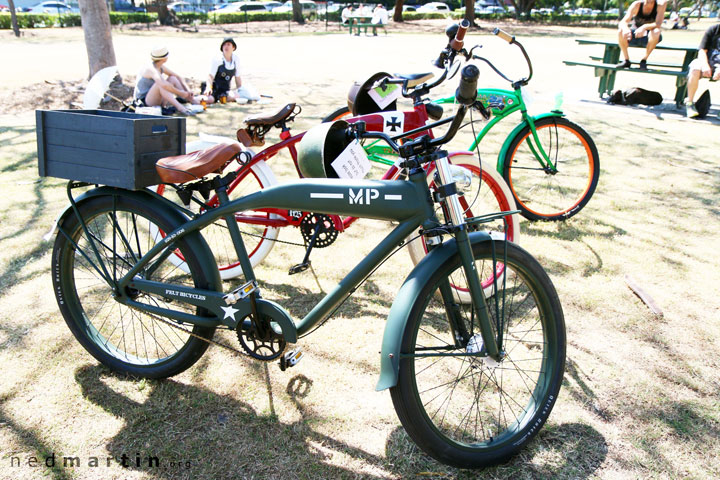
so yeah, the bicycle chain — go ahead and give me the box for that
[143,309,251,358]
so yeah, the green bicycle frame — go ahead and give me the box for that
[362,87,565,174]
[60,168,503,388]
[435,87,566,173]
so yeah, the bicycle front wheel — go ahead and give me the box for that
[503,117,599,221]
[390,240,565,468]
[52,194,218,379]
[322,106,351,123]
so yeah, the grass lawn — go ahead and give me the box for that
[0,19,719,479]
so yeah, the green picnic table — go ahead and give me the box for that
[564,38,698,107]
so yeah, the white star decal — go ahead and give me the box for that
[221,305,240,321]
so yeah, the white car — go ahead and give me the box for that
[272,0,317,14]
[215,1,268,12]
[416,2,450,13]
[168,1,204,13]
[28,1,75,13]
[264,1,282,10]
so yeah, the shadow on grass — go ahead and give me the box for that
[258,278,395,320]
[73,365,390,479]
[382,421,608,479]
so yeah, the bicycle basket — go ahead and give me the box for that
[347,72,397,116]
[296,120,352,178]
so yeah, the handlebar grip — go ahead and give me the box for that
[449,19,470,51]
[455,64,479,106]
[492,27,514,44]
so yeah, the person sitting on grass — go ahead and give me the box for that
[617,0,668,70]
[685,22,720,118]
[134,46,202,115]
[202,38,243,105]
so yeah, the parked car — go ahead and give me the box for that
[168,1,204,13]
[28,1,75,13]
[272,0,317,14]
[113,0,146,12]
[416,2,449,13]
[214,1,267,12]
[0,4,9,11]
[478,5,504,13]
[402,4,417,11]
[264,1,282,10]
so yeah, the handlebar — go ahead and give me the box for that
[355,65,479,165]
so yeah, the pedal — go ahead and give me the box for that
[279,348,304,371]
[223,280,258,305]
[288,262,310,275]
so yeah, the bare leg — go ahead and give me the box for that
[618,30,630,61]
[642,28,661,60]
[145,83,187,112]
[686,68,701,103]
[167,76,201,104]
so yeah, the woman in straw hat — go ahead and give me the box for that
[134,46,203,115]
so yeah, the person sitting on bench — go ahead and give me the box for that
[617,0,668,70]
[685,22,720,118]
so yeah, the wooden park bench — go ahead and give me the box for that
[564,39,698,107]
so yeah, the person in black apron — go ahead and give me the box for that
[202,38,243,104]
[617,0,668,70]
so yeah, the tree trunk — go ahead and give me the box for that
[464,0,476,25]
[393,0,404,22]
[7,0,21,37]
[78,0,117,78]
[292,0,304,23]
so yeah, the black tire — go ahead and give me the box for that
[322,106,351,123]
[503,117,599,221]
[52,194,217,379]
[390,240,566,468]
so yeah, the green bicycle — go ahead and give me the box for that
[46,62,566,468]
[325,28,600,222]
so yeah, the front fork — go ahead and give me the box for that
[434,156,501,359]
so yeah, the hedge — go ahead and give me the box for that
[108,12,157,24]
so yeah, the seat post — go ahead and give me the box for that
[213,179,257,284]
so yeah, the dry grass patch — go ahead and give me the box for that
[1,24,719,480]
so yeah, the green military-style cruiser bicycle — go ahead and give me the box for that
[326,28,600,222]
[47,63,565,468]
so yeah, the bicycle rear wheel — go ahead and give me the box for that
[52,194,218,379]
[503,117,599,221]
[407,153,521,300]
[390,240,565,468]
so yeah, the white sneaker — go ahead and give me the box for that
[685,101,699,118]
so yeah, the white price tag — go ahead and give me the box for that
[367,82,401,109]
[331,139,371,179]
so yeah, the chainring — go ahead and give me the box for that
[299,213,339,248]
[236,314,286,361]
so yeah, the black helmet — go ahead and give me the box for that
[347,72,397,116]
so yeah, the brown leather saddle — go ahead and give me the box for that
[236,103,296,147]
[155,142,242,184]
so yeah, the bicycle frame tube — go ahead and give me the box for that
[117,174,437,338]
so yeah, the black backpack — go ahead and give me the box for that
[695,89,711,118]
[607,87,663,106]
